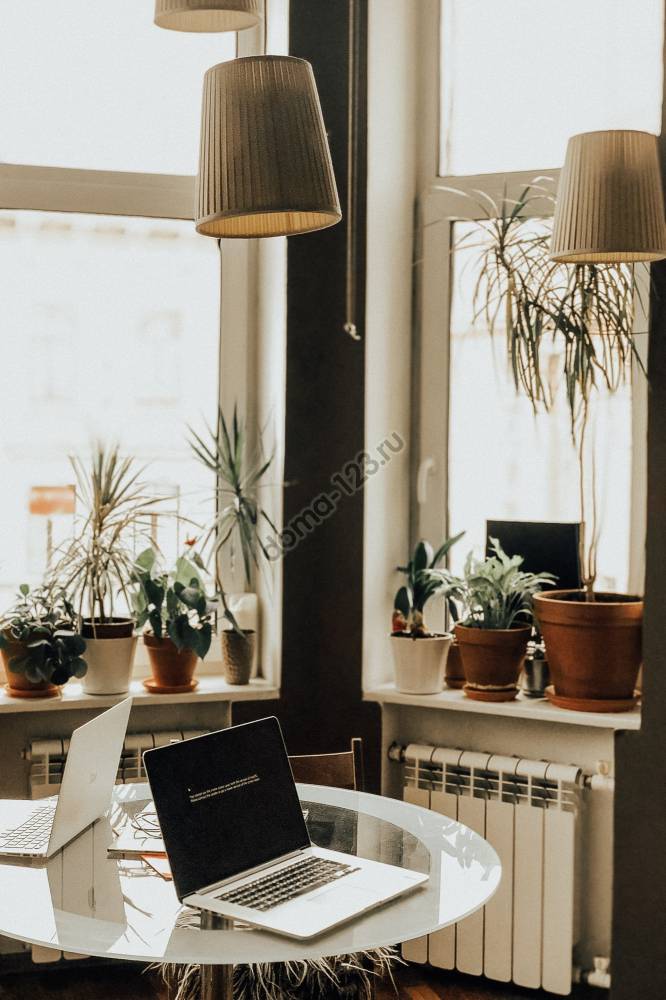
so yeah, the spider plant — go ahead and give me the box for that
[53,444,156,627]
[188,406,277,595]
[451,181,642,429]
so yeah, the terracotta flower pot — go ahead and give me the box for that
[533,590,643,703]
[221,629,255,685]
[455,622,531,702]
[144,634,198,693]
[445,639,466,689]
[391,633,452,694]
[81,618,137,695]
[0,635,59,699]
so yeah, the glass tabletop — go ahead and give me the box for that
[0,783,500,965]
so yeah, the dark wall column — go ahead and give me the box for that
[612,25,666,993]
[235,0,381,789]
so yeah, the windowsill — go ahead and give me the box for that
[363,682,641,731]
[0,676,279,714]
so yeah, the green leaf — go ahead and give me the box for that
[195,622,212,660]
[394,586,411,617]
[19,584,30,596]
[167,615,186,650]
[135,547,157,574]
[413,541,432,573]
[431,531,465,568]
[71,657,88,678]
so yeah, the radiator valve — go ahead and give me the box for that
[575,957,611,989]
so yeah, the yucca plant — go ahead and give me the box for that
[393,534,464,637]
[451,181,641,429]
[53,444,156,626]
[189,406,277,594]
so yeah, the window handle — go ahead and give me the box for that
[417,458,436,506]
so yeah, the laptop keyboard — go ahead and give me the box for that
[0,806,55,851]
[217,856,360,911]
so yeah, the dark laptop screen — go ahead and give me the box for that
[143,717,310,901]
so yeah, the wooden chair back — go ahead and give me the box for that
[289,737,365,792]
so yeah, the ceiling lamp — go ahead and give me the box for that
[551,129,666,264]
[154,0,261,33]
[195,56,341,238]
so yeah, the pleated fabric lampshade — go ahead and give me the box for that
[551,130,666,263]
[154,0,261,32]
[195,56,341,238]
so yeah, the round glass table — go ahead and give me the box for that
[0,783,500,999]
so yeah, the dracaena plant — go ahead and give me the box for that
[446,538,555,631]
[0,583,87,685]
[393,533,464,637]
[450,181,641,430]
[131,548,213,659]
[53,444,156,627]
[188,406,277,633]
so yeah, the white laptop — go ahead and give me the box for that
[0,698,132,860]
[143,716,428,939]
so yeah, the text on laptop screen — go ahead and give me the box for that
[144,717,310,899]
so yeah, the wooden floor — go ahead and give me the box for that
[0,960,607,1000]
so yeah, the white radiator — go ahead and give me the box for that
[27,728,209,799]
[397,743,582,997]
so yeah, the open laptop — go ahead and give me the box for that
[0,698,132,860]
[143,716,428,939]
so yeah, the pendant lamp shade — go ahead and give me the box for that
[154,0,261,32]
[551,130,666,264]
[195,56,341,238]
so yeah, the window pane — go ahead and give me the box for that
[0,2,236,174]
[448,222,633,593]
[0,212,220,608]
[440,0,664,176]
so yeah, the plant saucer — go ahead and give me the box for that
[142,678,199,695]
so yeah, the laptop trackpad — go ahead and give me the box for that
[307,884,378,906]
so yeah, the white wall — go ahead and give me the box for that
[363,0,420,689]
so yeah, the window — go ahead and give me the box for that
[0,2,236,174]
[0,212,220,608]
[0,5,286,682]
[447,221,634,591]
[440,0,664,176]
[413,2,662,594]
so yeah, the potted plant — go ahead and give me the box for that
[189,406,276,685]
[131,547,213,693]
[0,584,87,698]
[451,180,639,428]
[534,587,643,710]
[391,535,463,695]
[448,540,554,702]
[54,444,155,695]
[458,181,645,709]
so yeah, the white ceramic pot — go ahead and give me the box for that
[391,633,452,694]
[81,636,138,695]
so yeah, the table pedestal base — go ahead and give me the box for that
[200,961,233,1000]
[199,912,233,1000]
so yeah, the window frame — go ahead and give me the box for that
[413,2,649,594]
[0,19,286,678]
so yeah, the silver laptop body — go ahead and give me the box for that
[0,698,132,859]
[144,717,428,939]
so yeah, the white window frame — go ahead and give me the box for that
[412,2,649,595]
[0,13,288,684]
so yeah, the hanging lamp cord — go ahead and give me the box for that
[344,0,361,342]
